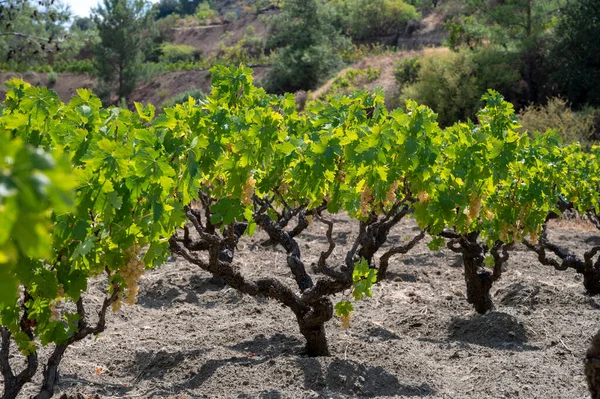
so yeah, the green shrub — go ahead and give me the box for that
[52,60,95,74]
[311,67,381,102]
[35,65,53,73]
[159,43,200,63]
[400,48,520,126]
[332,0,419,40]
[155,13,180,42]
[241,26,266,59]
[216,27,267,65]
[518,97,597,145]
[265,0,351,93]
[329,67,380,92]
[163,60,205,71]
[157,88,170,99]
[161,88,206,108]
[224,11,238,23]
[394,56,420,88]
[47,71,58,86]
[196,2,218,20]
[218,40,254,65]
[139,62,167,82]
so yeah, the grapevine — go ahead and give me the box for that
[2,65,600,398]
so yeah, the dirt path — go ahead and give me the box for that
[17,216,600,398]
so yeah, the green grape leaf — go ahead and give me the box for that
[335,301,354,317]
[210,198,245,225]
[72,236,98,260]
[427,236,446,251]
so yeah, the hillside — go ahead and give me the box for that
[309,47,449,109]
[171,12,272,57]
[0,67,269,108]
[0,3,447,109]
[0,72,96,102]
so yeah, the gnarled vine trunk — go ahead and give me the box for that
[445,232,511,314]
[461,240,494,314]
[583,269,600,295]
[172,194,420,358]
[299,325,329,357]
[587,329,600,399]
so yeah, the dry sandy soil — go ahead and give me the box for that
[13,215,600,399]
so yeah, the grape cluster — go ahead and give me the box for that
[384,181,399,207]
[49,303,59,322]
[305,214,313,226]
[464,195,482,223]
[112,245,145,312]
[335,169,346,183]
[242,176,256,206]
[529,226,541,245]
[49,284,65,322]
[468,195,482,221]
[279,181,289,195]
[360,187,372,218]
[340,314,351,329]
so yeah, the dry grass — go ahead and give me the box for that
[548,217,598,232]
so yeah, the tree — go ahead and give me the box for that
[178,0,202,15]
[154,0,180,19]
[550,0,600,107]
[93,0,154,103]
[330,0,419,41]
[0,0,70,68]
[264,0,350,93]
[446,0,566,103]
[72,16,93,31]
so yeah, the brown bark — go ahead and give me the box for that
[462,245,494,314]
[444,232,511,314]
[525,233,600,295]
[586,329,600,399]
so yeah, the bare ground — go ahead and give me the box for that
[11,215,600,399]
[0,66,270,110]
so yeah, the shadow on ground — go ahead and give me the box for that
[447,311,540,351]
[133,333,434,397]
[137,274,227,308]
[298,357,434,397]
